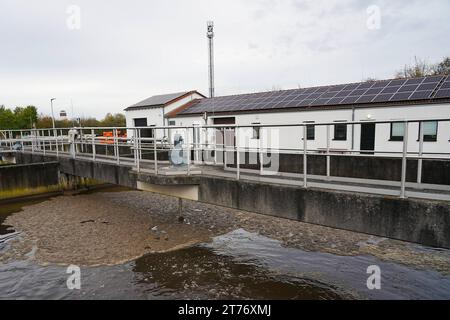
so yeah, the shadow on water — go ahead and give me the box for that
[133,246,345,300]
[133,229,450,300]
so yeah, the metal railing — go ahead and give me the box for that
[1,118,450,199]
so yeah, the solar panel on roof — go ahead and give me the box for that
[371,81,390,88]
[434,89,450,99]
[343,83,359,90]
[381,86,399,94]
[321,91,338,99]
[327,97,345,105]
[405,78,424,85]
[423,75,444,83]
[372,94,394,103]
[330,85,347,92]
[389,79,407,86]
[391,92,413,101]
[441,81,450,89]
[311,98,331,106]
[334,90,352,98]
[356,95,376,103]
[398,84,419,92]
[307,93,322,99]
[176,75,450,115]
[341,96,360,104]
[350,89,368,96]
[410,91,433,100]
[417,83,439,91]
[366,88,383,95]
[357,82,374,89]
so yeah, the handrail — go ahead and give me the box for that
[2,118,450,200]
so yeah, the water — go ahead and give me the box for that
[1,193,450,300]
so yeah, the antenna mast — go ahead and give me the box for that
[207,21,215,98]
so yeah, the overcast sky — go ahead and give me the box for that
[1,0,449,118]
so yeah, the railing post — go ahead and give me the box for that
[187,128,191,175]
[303,125,308,188]
[91,129,96,161]
[259,129,263,175]
[20,131,24,151]
[114,128,120,164]
[43,130,46,156]
[154,132,158,175]
[32,129,35,153]
[54,129,59,158]
[400,121,409,198]
[223,128,227,170]
[417,121,424,188]
[137,129,141,172]
[213,128,217,165]
[7,131,11,151]
[236,127,240,180]
[133,129,137,167]
[48,129,51,152]
[326,124,330,180]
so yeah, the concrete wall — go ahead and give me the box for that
[14,152,450,249]
[221,151,450,185]
[0,162,59,191]
[197,176,450,249]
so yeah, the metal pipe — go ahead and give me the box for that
[326,124,330,180]
[400,121,409,199]
[303,125,308,188]
[417,121,424,187]
[154,134,158,175]
[236,127,240,180]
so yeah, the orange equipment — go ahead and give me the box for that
[98,130,127,145]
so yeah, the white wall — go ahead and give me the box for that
[173,102,450,156]
[125,92,204,140]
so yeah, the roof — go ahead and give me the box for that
[165,99,201,118]
[178,75,450,116]
[125,91,205,111]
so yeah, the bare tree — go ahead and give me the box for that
[432,57,450,75]
[395,56,434,79]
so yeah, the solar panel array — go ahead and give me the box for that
[180,75,450,115]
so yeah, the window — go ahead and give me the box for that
[419,121,438,142]
[252,123,260,139]
[169,120,176,126]
[390,122,405,141]
[304,121,315,140]
[334,121,347,141]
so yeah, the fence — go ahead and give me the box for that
[1,118,450,199]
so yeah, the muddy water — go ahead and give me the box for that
[1,190,450,300]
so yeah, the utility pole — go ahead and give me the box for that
[50,98,56,129]
[207,21,215,98]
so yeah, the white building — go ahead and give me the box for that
[125,75,450,155]
[125,91,205,140]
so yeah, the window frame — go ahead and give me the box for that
[251,123,261,140]
[389,122,405,142]
[418,121,438,142]
[304,121,315,141]
[333,121,347,141]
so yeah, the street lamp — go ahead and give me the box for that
[50,98,56,129]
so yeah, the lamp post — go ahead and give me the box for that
[50,98,56,129]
